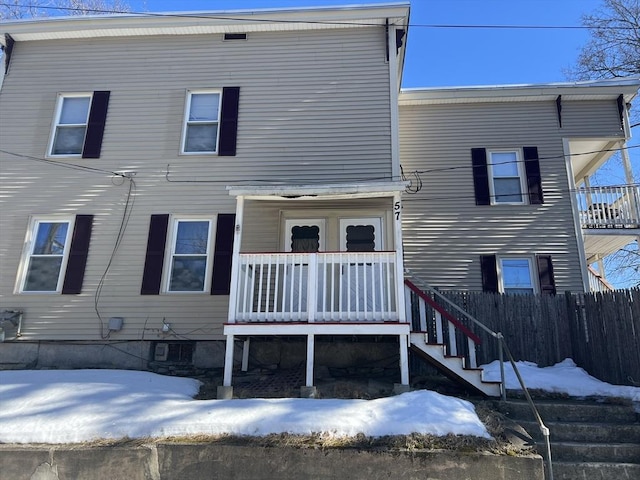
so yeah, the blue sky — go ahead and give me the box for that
[128,0,604,87]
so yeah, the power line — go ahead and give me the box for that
[0,149,126,177]
[0,2,637,31]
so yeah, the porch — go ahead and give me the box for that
[220,181,410,397]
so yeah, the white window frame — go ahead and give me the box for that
[497,256,538,294]
[163,217,215,293]
[16,216,74,294]
[47,93,92,157]
[180,89,222,155]
[488,149,527,205]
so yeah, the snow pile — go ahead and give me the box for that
[482,358,640,402]
[0,369,488,444]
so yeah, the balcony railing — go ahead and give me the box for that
[587,266,614,292]
[575,184,640,229]
[232,252,400,323]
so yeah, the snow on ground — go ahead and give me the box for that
[0,369,486,444]
[1,358,638,444]
[482,358,640,403]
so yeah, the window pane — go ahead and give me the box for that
[491,152,519,177]
[494,178,523,203]
[170,256,207,291]
[175,221,209,255]
[33,222,69,255]
[24,257,63,291]
[502,259,533,291]
[291,226,320,253]
[345,225,376,252]
[185,124,217,152]
[189,93,220,121]
[59,97,90,124]
[52,126,87,155]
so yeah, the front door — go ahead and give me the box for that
[339,218,384,315]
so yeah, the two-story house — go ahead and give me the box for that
[1,4,638,398]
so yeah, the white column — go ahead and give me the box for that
[393,193,406,322]
[241,338,250,372]
[306,334,315,387]
[227,196,245,324]
[223,334,235,387]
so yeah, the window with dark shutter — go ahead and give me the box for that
[536,255,556,295]
[218,87,240,157]
[471,148,490,205]
[480,255,499,293]
[211,214,236,295]
[82,91,110,159]
[141,214,169,295]
[523,147,544,205]
[61,215,94,294]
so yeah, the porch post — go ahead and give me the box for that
[301,334,318,398]
[394,334,410,395]
[393,192,406,322]
[217,334,235,399]
[227,196,245,323]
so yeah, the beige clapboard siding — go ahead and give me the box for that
[0,25,393,340]
[399,99,625,293]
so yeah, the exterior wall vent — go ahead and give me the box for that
[224,33,247,41]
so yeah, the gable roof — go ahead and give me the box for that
[0,3,409,44]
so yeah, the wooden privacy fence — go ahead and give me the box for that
[435,288,640,387]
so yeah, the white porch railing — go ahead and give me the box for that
[575,184,640,229]
[232,252,399,323]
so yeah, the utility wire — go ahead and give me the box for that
[1,2,637,30]
[0,149,127,178]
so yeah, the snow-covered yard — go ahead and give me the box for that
[0,359,638,444]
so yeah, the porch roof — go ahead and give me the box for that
[226,181,409,200]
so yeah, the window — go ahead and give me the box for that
[488,150,526,204]
[480,254,556,295]
[17,215,94,294]
[50,95,91,156]
[166,219,213,292]
[499,258,536,294]
[471,147,543,206]
[141,214,235,295]
[48,91,110,158]
[182,91,221,154]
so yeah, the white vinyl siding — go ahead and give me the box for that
[166,219,213,293]
[49,94,91,156]
[0,26,390,340]
[181,91,221,154]
[488,150,526,204]
[17,217,73,293]
[398,98,625,293]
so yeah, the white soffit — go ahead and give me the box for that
[0,4,410,43]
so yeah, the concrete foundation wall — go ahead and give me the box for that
[0,338,400,374]
[0,444,544,480]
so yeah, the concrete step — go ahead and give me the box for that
[495,399,639,424]
[549,441,640,463]
[518,419,640,443]
[553,461,640,480]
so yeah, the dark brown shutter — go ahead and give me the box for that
[536,255,556,295]
[471,148,490,205]
[523,146,544,205]
[141,214,169,295]
[480,255,499,293]
[218,87,240,156]
[61,215,94,294]
[82,91,110,159]
[211,214,236,295]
